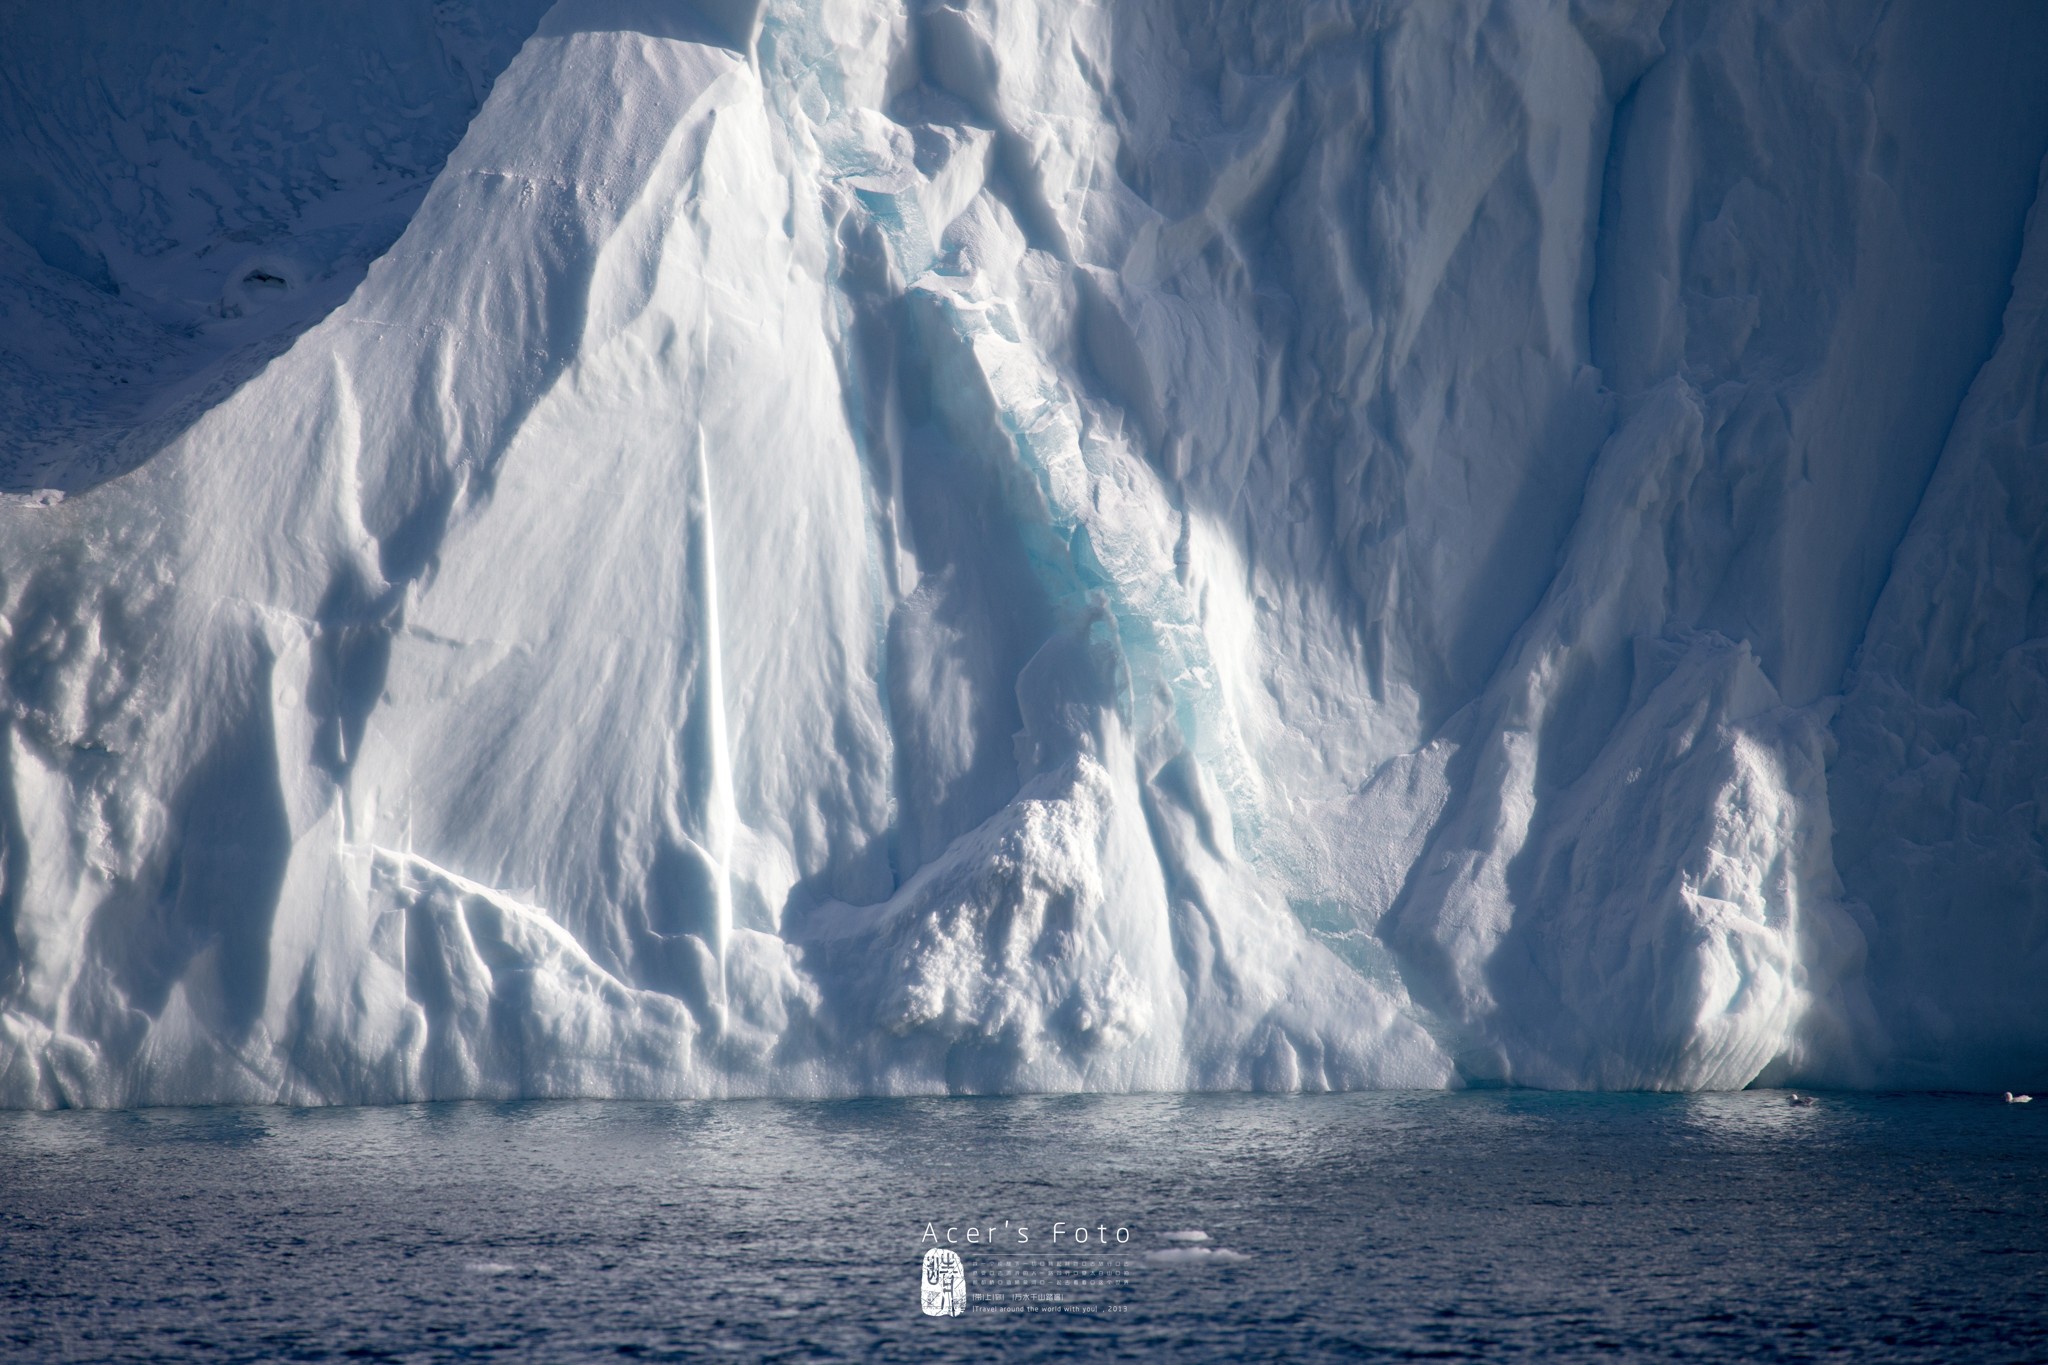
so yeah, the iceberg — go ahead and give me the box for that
[2,0,2045,1106]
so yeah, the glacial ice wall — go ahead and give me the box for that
[1,0,2045,1106]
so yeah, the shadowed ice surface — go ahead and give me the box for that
[3,1091,2045,1362]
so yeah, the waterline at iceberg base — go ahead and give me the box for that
[2,0,2045,1107]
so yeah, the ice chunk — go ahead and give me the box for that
[1144,1247,1250,1265]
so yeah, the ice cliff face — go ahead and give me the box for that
[2,0,2045,1106]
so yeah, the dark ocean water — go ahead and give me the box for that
[1,1090,2044,1362]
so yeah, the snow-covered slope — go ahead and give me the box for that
[2,0,2044,1105]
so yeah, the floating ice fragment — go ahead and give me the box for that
[1144,1247,1250,1265]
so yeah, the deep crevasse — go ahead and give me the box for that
[1,0,2045,1106]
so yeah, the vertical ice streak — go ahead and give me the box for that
[692,421,735,1029]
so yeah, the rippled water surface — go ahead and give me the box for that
[2,1091,2044,1361]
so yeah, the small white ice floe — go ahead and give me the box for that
[1159,1230,1210,1243]
[1788,1094,1817,1107]
[2006,1092,2033,1104]
[1144,1246,1250,1265]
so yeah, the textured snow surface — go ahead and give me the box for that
[2,0,2046,1106]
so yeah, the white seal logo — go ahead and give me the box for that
[920,1248,966,1317]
